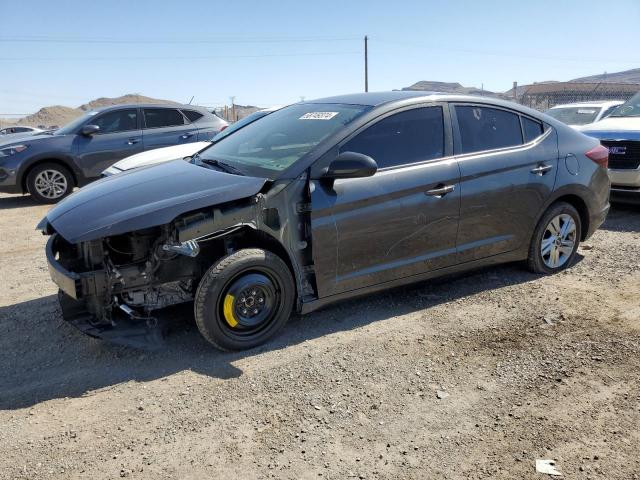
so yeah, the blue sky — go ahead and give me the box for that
[1,0,639,114]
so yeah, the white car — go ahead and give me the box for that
[0,125,45,139]
[545,101,623,128]
[102,141,211,176]
[102,107,281,176]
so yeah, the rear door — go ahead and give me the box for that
[309,104,461,298]
[142,107,198,150]
[451,103,558,262]
[75,108,143,178]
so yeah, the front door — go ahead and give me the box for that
[309,105,461,298]
[451,104,559,262]
[75,108,143,178]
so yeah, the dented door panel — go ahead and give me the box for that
[310,158,461,297]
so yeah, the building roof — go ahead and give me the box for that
[522,82,640,95]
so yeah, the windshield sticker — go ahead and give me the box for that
[577,109,596,114]
[299,112,339,120]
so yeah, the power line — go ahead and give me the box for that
[0,35,360,45]
[0,51,360,62]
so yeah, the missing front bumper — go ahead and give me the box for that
[58,291,167,350]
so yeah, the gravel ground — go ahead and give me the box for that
[0,192,639,479]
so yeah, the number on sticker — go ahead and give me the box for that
[299,112,339,120]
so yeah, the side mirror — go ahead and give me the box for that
[81,124,100,136]
[323,151,377,180]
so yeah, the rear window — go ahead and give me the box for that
[522,117,544,143]
[545,107,599,125]
[143,108,187,128]
[182,110,204,122]
[456,106,523,154]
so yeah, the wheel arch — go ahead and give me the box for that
[20,157,79,193]
[537,189,592,241]
[200,225,305,308]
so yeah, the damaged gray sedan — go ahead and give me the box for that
[39,92,610,350]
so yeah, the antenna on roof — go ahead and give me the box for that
[188,96,194,105]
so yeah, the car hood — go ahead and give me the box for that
[109,142,210,172]
[0,132,58,147]
[578,116,640,140]
[45,160,268,243]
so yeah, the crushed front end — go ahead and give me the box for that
[44,224,201,349]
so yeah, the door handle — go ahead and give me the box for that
[126,138,140,145]
[181,132,195,139]
[531,164,553,175]
[425,184,456,197]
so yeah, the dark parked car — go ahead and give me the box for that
[39,92,610,351]
[0,104,227,203]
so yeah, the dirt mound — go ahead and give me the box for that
[16,106,82,129]
[78,94,177,111]
[3,94,177,129]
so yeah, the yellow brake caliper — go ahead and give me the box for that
[223,294,238,327]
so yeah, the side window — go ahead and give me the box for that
[143,108,187,128]
[92,109,138,134]
[182,110,204,122]
[601,105,619,119]
[341,107,444,169]
[455,106,523,154]
[522,116,544,143]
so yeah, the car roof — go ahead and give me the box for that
[548,100,624,109]
[305,91,443,106]
[304,91,541,111]
[304,91,558,125]
[91,103,209,113]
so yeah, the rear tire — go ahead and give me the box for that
[26,163,74,204]
[194,248,295,351]
[527,202,581,274]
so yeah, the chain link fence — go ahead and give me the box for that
[510,82,639,112]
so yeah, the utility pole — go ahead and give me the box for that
[231,96,237,121]
[512,81,518,103]
[364,35,369,92]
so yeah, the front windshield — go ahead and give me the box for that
[610,91,640,117]
[212,110,271,142]
[55,111,99,135]
[198,103,371,178]
[546,107,600,125]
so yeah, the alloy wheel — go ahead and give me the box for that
[34,169,68,199]
[540,213,577,269]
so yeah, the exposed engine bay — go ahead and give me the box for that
[43,178,315,348]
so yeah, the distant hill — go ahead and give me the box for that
[570,68,640,84]
[16,106,83,129]
[405,68,640,99]
[3,94,177,128]
[78,94,177,112]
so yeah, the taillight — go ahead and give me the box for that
[219,125,228,132]
[585,144,609,168]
